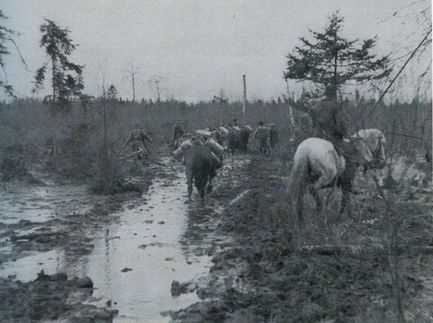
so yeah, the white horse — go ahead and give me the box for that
[354,129,386,169]
[288,135,376,221]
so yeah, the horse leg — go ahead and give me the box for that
[339,167,357,213]
[207,174,214,193]
[309,186,323,214]
[340,187,350,214]
[193,169,207,201]
[324,180,339,224]
[312,172,335,194]
[297,193,304,225]
[186,169,193,202]
[187,180,193,202]
[199,178,207,200]
[199,187,205,200]
[295,186,306,247]
[310,171,337,223]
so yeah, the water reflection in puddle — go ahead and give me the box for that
[0,249,63,281]
[83,177,211,322]
[0,169,211,322]
[0,184,90,224]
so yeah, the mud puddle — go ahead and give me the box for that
[0,162,212,322]
[83,175,211,322]
[0,183,91,225]
[0,249,62,280]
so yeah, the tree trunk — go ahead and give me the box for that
[242,74,247,116]
[155,80,161,102]
[51,58,56,104]
[333,33,338,97]
[132,73,136,102]
[102,98,109,193]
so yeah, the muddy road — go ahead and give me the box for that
[1,153,432,322]
[0,156,246,322]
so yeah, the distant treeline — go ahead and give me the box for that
[0,97,430,177]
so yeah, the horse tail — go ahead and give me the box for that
[287,149,309,207]
[331,148,344,175]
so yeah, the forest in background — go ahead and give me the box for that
[0,96,430,181]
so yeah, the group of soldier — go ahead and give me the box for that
[172,118,280,157]
[122,87,346,165]
[122,83,360,196]
[121,115,307,165]
[254,121,279,155]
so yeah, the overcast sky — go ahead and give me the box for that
[1,0,431,102]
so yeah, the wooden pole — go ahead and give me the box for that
[242,74,247,115]
[102,92,109,192]
[155,79,161,102]
[126,64,138,102]
[132,72,136,102]
[285,79,296,128]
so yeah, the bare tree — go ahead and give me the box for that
[147,75,163,102]
[124,64,139,102]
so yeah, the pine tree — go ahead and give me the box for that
[33,18,84,109]
[106,84,118,101]
[284,12,392,97]
[0,10,17,97]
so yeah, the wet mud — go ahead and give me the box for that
[1,152,432,322]
[0,161,157,322]
[0,156,220,322]
[0,271,117,322]
[172,154,433,323]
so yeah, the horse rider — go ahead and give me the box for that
[173,120,184,149]
[123,124,153,160]
[254,121,269,154]
[308,85,359,194]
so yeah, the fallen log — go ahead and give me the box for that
[117,150,168,167]
[297,244,433,256]
[117,150,144,161]
[298,244,381,256]
[10,232,60,243]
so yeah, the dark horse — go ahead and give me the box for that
[173,138,222,201]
